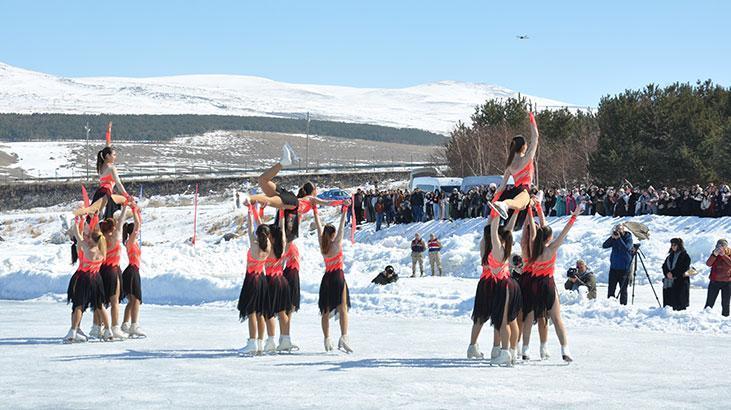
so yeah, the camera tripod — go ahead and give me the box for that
[630,244,662,307]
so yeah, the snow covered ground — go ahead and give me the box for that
[1,298,729,409]
[1,192,730,408]
[0,61,574,134]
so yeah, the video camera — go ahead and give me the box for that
[566,267,578,278]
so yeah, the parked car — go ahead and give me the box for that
[317,189,351,201]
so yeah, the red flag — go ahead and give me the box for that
[81,185,90,207]
[529,112,536,126]
[105,122,112,145]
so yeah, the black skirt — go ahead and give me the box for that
[99,264,121,306]
[490,277,522,329]
[121,264,142,303]
[519,272,534,319]
[471,276,497,324]
[265,275,292,318]
[318,269,351,316]
[498,186,529,231]
[67,271,105,312]
[237,272,267,320]
[91,187,121,220]
[283,267,301,312]
[530,275,557,320]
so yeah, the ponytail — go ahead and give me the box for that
[321,224,336,254]
[269,224,284,259]
[481,224,492,265]
[71,237,78,265]
[482,223,513,264]
[506,135,526,168]
[530,226,553,263]
[255,225,270,252]
[96,147,113,174]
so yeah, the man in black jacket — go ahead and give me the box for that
[410,188,425,222]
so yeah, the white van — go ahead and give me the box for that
[410,176,463,193]
[461,175,514,192]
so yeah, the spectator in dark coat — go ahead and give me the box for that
[603,224,634,305]
[662,238,691,311]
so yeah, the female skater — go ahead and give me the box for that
[312,201,353,353]
[237,202,270,356]
[243,144,336,239]
[490,112,541,221]
[519,198,550,361]
[121,204,146,337]
[261,217,293,353]
[468,210,520,361]
[64,216,112,342]
[95,205,129,340]
[524,204,582,363]
[74,144,131,218]
[278,230,301,352]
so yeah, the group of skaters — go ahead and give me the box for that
[468,113,578,366]
[63,135,146,343]
[236,144,355,355]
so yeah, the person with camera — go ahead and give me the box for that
[411,233,426,277]
[705,239,731,316]
[603,224,633,305]
[564,260,597,300]
[372,265,398,285]
[661,238,691,311]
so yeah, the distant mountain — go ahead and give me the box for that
[0,62,573,134]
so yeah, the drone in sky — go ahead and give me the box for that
[516,35,530,40]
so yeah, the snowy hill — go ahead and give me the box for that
[1,192,729,335]
[0,62,573,134]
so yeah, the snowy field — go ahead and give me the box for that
[1,192,730,408]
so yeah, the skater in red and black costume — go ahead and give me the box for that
[489,112,541,223]
[74,126,132,219]
[94,204,129,340]
[520,199,550,361]
[467,211,521,366]
[312,200,353,353]
[279,229,301,352]
[261,214,295,353]
[238,202,271,356]
[64,215,112,343]
[242,144,337,240]
[121,203,146,338]
[523,204,582,363]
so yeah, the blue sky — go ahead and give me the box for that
[1,0,728,106]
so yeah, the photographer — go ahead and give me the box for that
[661,238,691,311]
[602,224,633,305]
[372,265,398,285]
[563,260,597,300]
[705,239,731,316]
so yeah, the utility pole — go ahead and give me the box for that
[84,122,91,181]
[305,112,310,171]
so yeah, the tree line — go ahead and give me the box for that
[0,113,445,146]
[442,80,731,187]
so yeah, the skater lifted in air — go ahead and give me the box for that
[242,144,337,239]
[74,123,133,219]
[489,112,541,222]
[312,200,353,353]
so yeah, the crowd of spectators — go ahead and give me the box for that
[352,182,731,231]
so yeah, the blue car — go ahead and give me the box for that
[317,189,350,201]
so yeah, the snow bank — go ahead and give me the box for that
[1,196,729,334]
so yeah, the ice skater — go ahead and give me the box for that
[94,205,129,340]
[121,204,146,338]
[489,112,541,222]
[261,215,294,353]
[64,216,112,343]
[74,142,132,219]
[523,204,582,363]
[312,201,353,353]
[238,202,270,356]
[280,231,301,352]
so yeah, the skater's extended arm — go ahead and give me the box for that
[129,206,141,244]
[110,167,129,197]
[334,201,349,246]
[548,205,581,252]
[246,205,257,250]
[506,208,520,231]
[309,196,336,207]
[312,206,324,239]
[526,112,540,161]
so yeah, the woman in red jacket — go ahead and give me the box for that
[705,239,731,316]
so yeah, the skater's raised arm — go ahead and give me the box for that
[128,207,141,244]
[526,112,540,160]
[490,214,504,261]
[71,218,84,243]
[506,208,520,231]
[548,204,581,253]
[246,205,257,248]
[312,205,324,239]
[334,201,350,247]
